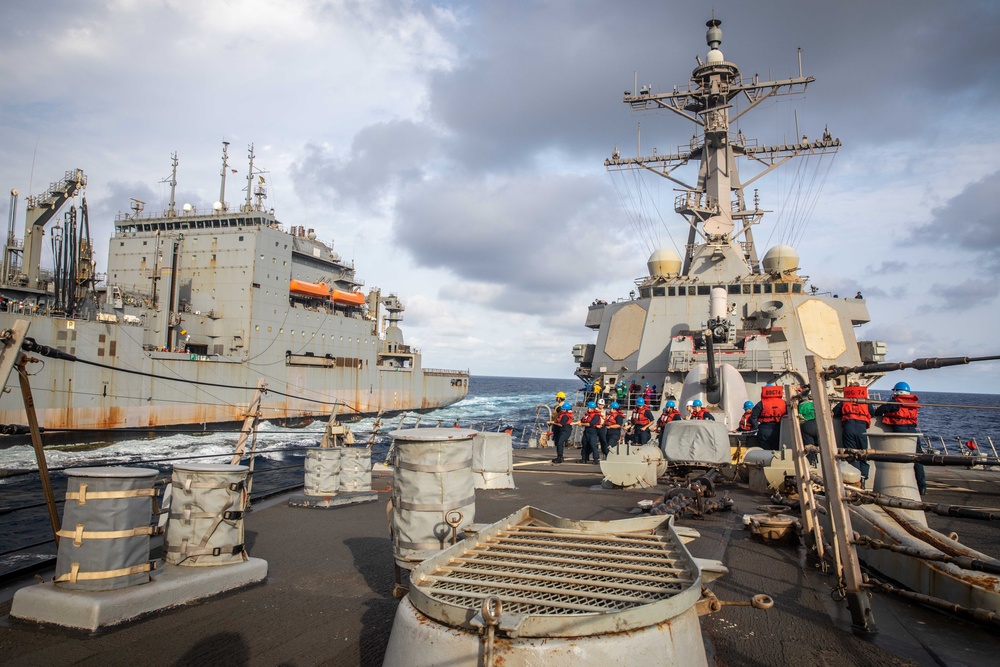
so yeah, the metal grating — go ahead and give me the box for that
[416,519,695,617]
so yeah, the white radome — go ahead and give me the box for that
[761,245,800,274]
[647,248,682,277]
[707,49,724,63]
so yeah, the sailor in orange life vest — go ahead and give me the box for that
[628,397,654,445]
[604,401,626,452]
[833,384,872,485]
[548,402,574,464]
[736,400,755,432]
[596,399,610,458]
[750,384,787,450]
[579,401,603,463]
[656,400,682,433]
[548,391,567,448]
[874,382,925,494]
[686,399,715,421]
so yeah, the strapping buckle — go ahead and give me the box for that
[222,510,243,521]
[211,544,244,557]
[228,480,245,492]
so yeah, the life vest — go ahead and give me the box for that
[605,410,624,428]
[691,407,711,420]
[632,407,652,427]
[840,386,871,426]
[583,409,602,428]
[738,412,754,431]
[881,393,919,426]
[657,409,680,428]
[557,409,574,427]
[759,386,787,423]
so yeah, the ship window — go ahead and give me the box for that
[120,242,124,246]
[792,284,802,293]
[763,284,772,293]
[743,284,751,294]
[143,241,147,246]
[775,283,789,293]
[668,287,676,296]
[697,286,710,295]
[239,235,244,241]
[639,287,651,298]
[653,287,665,297]
[728,285,741,294]
[677,286,686,296]
[753,284,761,294]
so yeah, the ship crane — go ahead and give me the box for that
[12,169,87,291]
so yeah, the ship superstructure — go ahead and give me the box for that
[0,144,468,441]
[574,19,885,426]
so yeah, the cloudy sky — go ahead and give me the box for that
[1,0,999,392]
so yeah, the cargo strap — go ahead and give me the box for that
[165,497,245,562]
[178,478,246,492]
[395,495,475,512]
[396,538,450,551]
[65,484,157,505]
[396,459,473,473]
[53,560,156,584]
[56,524,159,547]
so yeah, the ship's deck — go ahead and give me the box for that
[2,449,1000,666]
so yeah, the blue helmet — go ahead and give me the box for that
[743,400,754,410]
[587,401,596,409]
[666,400,676,408]
[693,399,703,407]
[892,381,911,393]
[636,397,645,406]
[610,401,619,409]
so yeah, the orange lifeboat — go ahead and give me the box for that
[289,280,331,298]
[332,290,366,306]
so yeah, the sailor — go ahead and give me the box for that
[593,379,603,401]
[797,392,819,465]
[833,384,872,485]
[684,400,696,419]
[580,401,603,462]
[751,384,787,450]
[629,397,654,445]
[688,399,715,421]
[736,401,755,432]
[616,382,628,407]
[596,399,610,458]
[548,391,567,455]
[604,401,625,452]
[656,400,682,433]
[549,403,574,464]
[874,382,925,494]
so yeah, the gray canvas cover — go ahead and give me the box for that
[166,463,249,566]
[304,447,342,496]
[471,432,515,489]
[659,421,731,465]
[54,467,157,591]
[339,447,372,492]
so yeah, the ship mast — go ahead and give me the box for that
[606,18,840,275]
[218,141,230,212]
[161,152,179,217]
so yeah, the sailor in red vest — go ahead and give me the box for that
[549,403,574,464]
[604,401,626,451]
[688,399,715,421]
[656,400,682,434]
[596,399,610,458]
[580,401,603,463]
[628,397,654,445]
[737,401,755,432]
[833,384,871,485]
[875,382,925,493]
[750,384,787,450]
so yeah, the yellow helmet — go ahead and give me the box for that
[556,391,566,399]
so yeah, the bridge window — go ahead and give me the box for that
[728,284,741,294]
[792,284,802,293]
[697,285,710,296]
[668,287,676,296]
[653,287,665,297]
[763,284,772,293]
[775,283,789,293]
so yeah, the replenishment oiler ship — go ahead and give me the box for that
[0,143,468,442]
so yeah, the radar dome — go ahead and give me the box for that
[182,203,193,212]
[761,245,799,274]
[706,49,724,63]
[212,201,223,212]
[647,248,682,277]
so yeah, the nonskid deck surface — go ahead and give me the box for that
[1,449,999,666]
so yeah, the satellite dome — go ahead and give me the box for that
[761,245,799,274]
[212,201,223,212]
[706,49,724,63]
[182,203,193,212]
[647,248,682,277]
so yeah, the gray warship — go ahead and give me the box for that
[574,18,885,424]
[0,143,468,442]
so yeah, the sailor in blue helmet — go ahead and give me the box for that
[629,396,654,445]
[874,381,926,494]
[549,402,574,464]
[688,398,715,421]
[604,401,626,452]
[656,399,682,434]
[737,400,755,432]
[579,401,603,463]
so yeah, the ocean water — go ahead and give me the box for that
[1,377,998,574]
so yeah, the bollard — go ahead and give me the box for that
[166,463,249,566]
[868,432,926,527]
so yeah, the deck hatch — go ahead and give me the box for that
[407,507,703,637]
